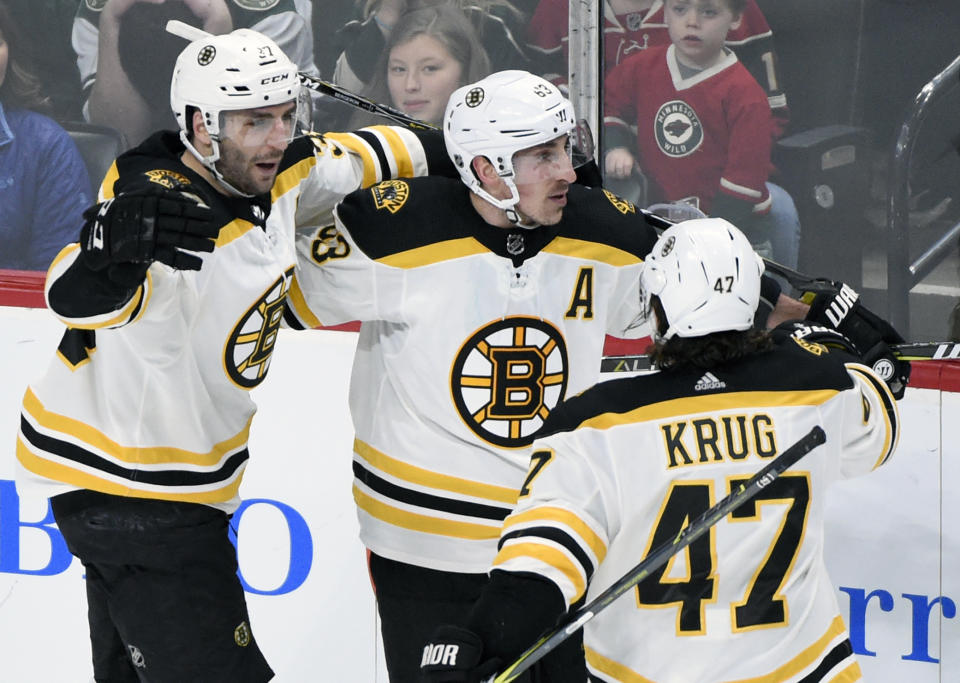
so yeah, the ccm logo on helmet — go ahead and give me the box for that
[261,74,290,85]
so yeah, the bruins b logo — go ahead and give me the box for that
[451,317,568,448]
[225,269,293,388]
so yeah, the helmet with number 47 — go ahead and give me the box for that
[641,218,764,340]
[443,70,576,213]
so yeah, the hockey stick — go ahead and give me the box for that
[164,20,438,132]
[489,425,827,683]
[599,340,960,374]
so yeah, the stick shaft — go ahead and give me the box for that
[493,426,827,682]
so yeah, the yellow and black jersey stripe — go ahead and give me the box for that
[334,178,657,266]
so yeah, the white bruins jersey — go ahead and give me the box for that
[492,338,899,682]
[17,126,437,512]
[287,177,658,571]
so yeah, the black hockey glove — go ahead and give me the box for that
[801,280,911,398]
[771,320,861,357]
[419,625,501,683]
[79,185,218,272]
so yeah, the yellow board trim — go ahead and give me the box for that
[355,438,518,504]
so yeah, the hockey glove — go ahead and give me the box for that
[771,320,861,358]
[420,625,501,683]
[802,280,911,398]
[80,185,218,271]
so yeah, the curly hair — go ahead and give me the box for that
[0,3,50,112]
[649,296,773,370]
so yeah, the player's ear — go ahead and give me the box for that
[192,110,212,147]
[471,156,497,184]
[729,12,743,31]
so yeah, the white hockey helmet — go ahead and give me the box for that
[170,28,301,193]
[443,70,576,213]
[640,218,764,340]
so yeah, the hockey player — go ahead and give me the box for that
[284,69,848,681]
[14,28,446,681]
[418,218,902,682]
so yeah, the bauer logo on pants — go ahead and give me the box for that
[450,317,568,448]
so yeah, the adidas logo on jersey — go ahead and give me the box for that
[694,372,725,391]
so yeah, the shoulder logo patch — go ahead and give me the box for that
[450,317,568,448]
[655,100,703,157]
[145,169,191,189]
[602,189,636,215]
[371,180,410,213]
[230,0,281,11]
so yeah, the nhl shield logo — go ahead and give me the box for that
[655,100,703,158]
[506,233,525,256]
[372,180,410,213]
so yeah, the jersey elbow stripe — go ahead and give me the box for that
[353,485,502,540]
[494,541,588,603]
[365,125,422,178]
[353,460,512,521]
[503,506,607,563]
[325,132,381,188]
[499,525,598,578]
[847,365,899,468]
[355,438,518,503]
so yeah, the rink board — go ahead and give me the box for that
[0,305,957,682]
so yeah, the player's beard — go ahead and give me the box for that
[216,140,281,196]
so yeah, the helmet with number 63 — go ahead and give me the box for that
[641,218,764,339]
[443,70,576,212]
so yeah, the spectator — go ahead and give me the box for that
[71,0,319,148]
[603,0,800,269]
[332,0,529,95]
[348,4,491,128]
[0,2,91,271]
[527,0,789,137]
[4,0,84,120]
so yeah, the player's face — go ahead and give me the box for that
[216,101,298,195]
[665,0,741,69]
[511,135,578,226]
[387,34,464,125]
